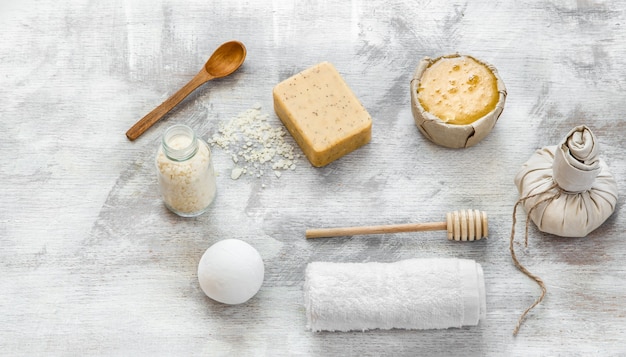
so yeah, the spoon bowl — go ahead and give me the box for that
[126,40,247,141]
[205,40,247,78]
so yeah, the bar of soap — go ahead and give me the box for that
[273,62,372,167]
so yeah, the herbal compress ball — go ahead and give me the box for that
[197,239,265,305]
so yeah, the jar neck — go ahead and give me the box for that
[162,124,199,161]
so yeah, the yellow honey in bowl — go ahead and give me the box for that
[417,56,499,125]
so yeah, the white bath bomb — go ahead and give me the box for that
[197,239,264,304]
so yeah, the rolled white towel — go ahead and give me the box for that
[303,258,486,332]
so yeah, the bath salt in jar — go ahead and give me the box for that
[156,124,216,217]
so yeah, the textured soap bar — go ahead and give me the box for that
[273,62,372,167]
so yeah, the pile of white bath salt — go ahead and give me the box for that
[208,105,300,180]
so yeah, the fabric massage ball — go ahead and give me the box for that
[197,239,264,304]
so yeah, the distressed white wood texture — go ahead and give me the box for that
[1,0,625,355]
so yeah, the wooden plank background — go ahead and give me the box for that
[1,0,625,355]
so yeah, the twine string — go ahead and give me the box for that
[510,182,560,336]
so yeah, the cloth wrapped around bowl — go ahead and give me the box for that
[514,125,618,237]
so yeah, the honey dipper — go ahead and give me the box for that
[306,209,488,241]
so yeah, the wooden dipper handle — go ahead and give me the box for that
[305,209,488,241]
[305,221,447,239]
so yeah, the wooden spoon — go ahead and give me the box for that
[126,40,247,141]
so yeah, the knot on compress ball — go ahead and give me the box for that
[552,125,601,193]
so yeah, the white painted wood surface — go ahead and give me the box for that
[2,0,625,355]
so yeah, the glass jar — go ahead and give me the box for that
[156,124,216,217]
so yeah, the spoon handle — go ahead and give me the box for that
[126,70,212,141]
